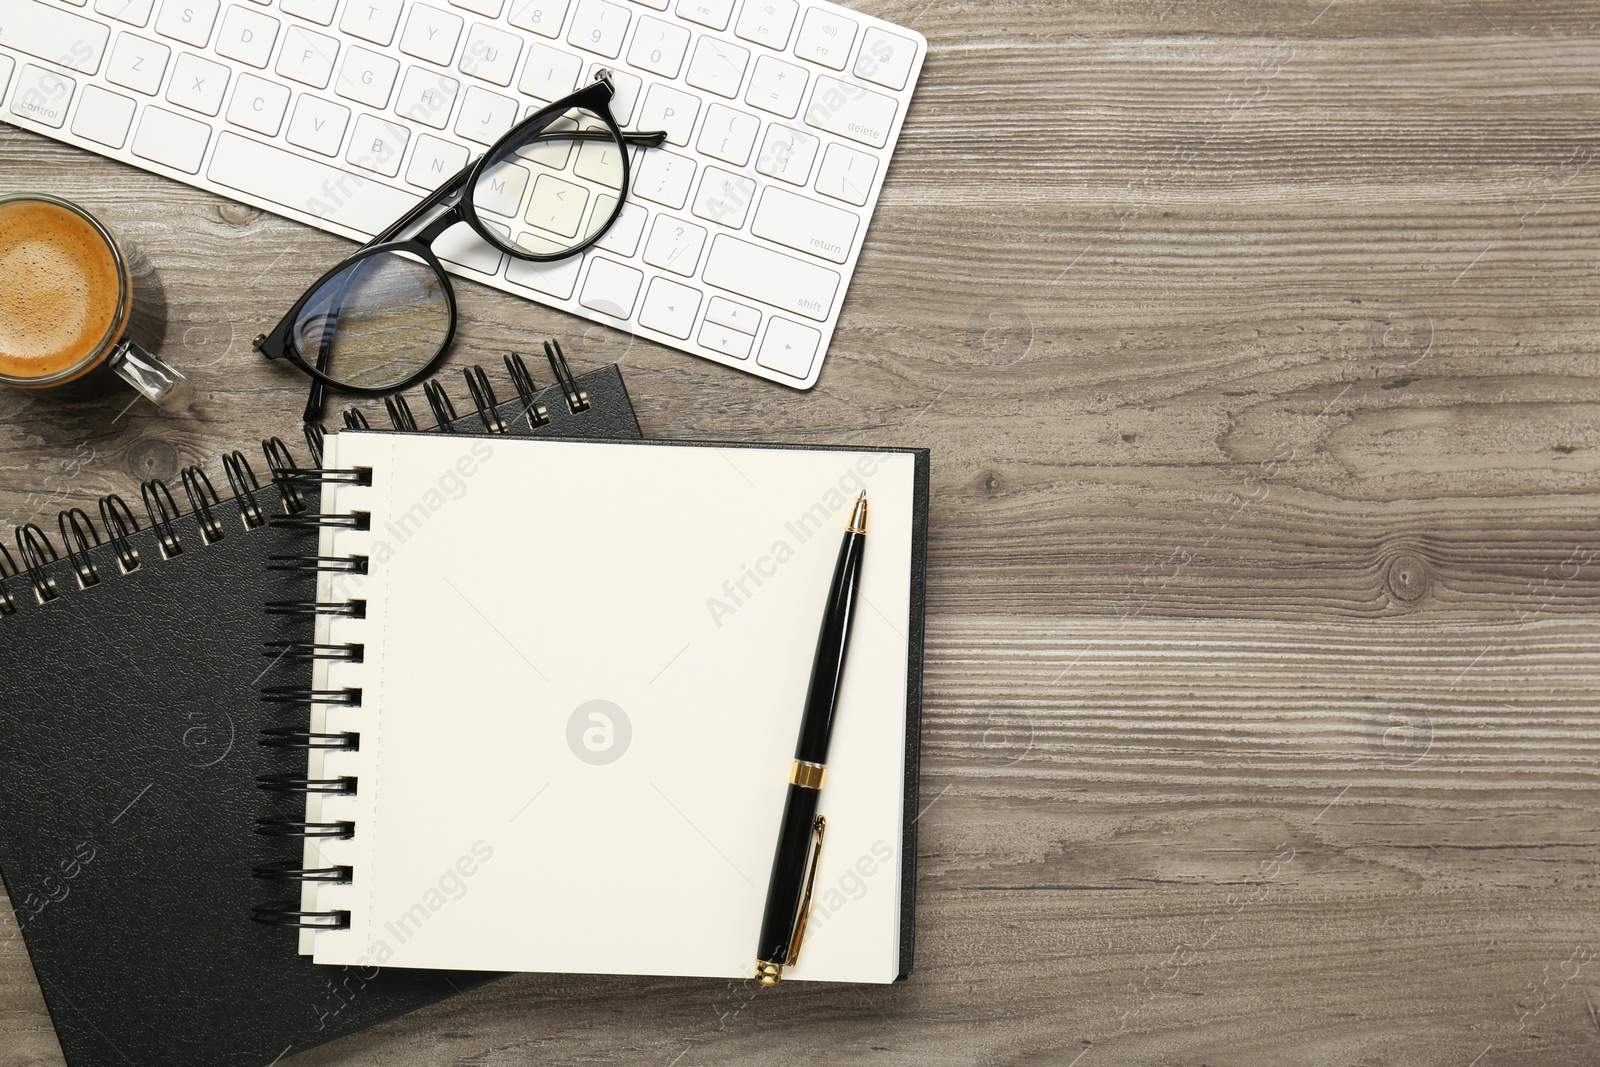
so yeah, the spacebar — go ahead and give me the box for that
[208,132,421,239]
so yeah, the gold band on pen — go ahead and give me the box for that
[789,760,826,789]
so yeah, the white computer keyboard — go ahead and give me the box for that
[0,0,925,389]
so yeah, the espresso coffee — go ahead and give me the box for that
[0,198,126,383]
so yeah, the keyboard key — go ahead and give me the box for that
[631,148,694,209]
[685,36,746,98]
[506,0,566,38]
[395,65,458,127]
[132,104,210,170]
[210,130,420,233]
[751,185,855,263]
[285,92,349,154]
[215,5,278,66]
[339,0,404,45]
[585,61,637,122]
[642,213,705,275]
[579,257,642,318]
[574,132,623,184]
[279,0,335,23]
[566,0,628,58]
[405,131,469,187]
[106,32,170,94]
[733,0,795,50]
[593,199,644,255]
[690,166,753,228]
[166,52,229,115]
[631,0,667,9]
[454,84,517,144]
[527,172,587,236]
[459,22,521,85]
[0,0,110,73]
[449,0,501,17]
[698,319,749,359]
[625,15,688,78]
[753,123,816,184]
[792,7,853,70]
[435,220,504,272]
[0,55,12,100]
[702,233,837,321]
[154,0,218,46]
[705,295,758,333]
[347,113,409,175]
[853,27,915,91]
[226,70,290,133]
[638,276,700,338]
[95,0,154,26]
[474,159,528,218]
[674,0,731,30]
[399,4,463,65]
[10,65,74,127]
[804,76,895,148]
[336,45,398,107]
[70,84,136,147]
[506,253,579,297]
[277,25,339,88]
[695,102,757,165]
[517,40,581,100]
[755,315,819,378]
[813,141,875,205]
[636,83,698,145]
[744,54,805,118]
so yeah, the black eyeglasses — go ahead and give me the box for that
[253,74,666,425]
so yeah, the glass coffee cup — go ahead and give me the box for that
[0,194,192,410]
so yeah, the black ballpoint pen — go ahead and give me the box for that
[755,491,868,986]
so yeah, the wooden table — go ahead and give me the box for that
[4,1,1598,1063]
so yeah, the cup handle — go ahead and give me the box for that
[108,340,195,411]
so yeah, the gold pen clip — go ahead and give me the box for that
[786,814,827,968]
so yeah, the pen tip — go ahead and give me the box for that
[847,494,868,535]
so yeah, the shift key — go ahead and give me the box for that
[702,234,839,322]
[0,0,110,74]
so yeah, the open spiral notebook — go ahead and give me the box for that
[288,430,929,982]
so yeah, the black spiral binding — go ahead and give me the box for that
[14,525,58,602]
[384,392,419,431]
[253,436,373,930]
[223,450,268,529]
[181,466,226,544]
[57,508,102,587]
[341,407,371,431]
[423,378,458,430]
[0,451,274,609]
[0,544,17,614]
[98,494,141,573]
[141,478,184,557]
[464,365,507,433]
[506,351,551,428]
[545,339,589,413]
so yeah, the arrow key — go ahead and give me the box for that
[755,316,820,380]
[639,276,701,339]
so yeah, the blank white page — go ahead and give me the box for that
[299,431,916,982]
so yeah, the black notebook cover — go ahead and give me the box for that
[0,362,640,1067]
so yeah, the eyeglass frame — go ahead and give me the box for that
[251,74,667,423]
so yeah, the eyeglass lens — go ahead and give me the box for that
[472,107,627,258]
[291,249,452,390]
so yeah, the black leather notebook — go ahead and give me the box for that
[0,357,641,1067]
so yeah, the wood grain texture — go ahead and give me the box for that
[2,0,1599,1062]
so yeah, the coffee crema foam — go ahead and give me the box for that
[0,200,124,381]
